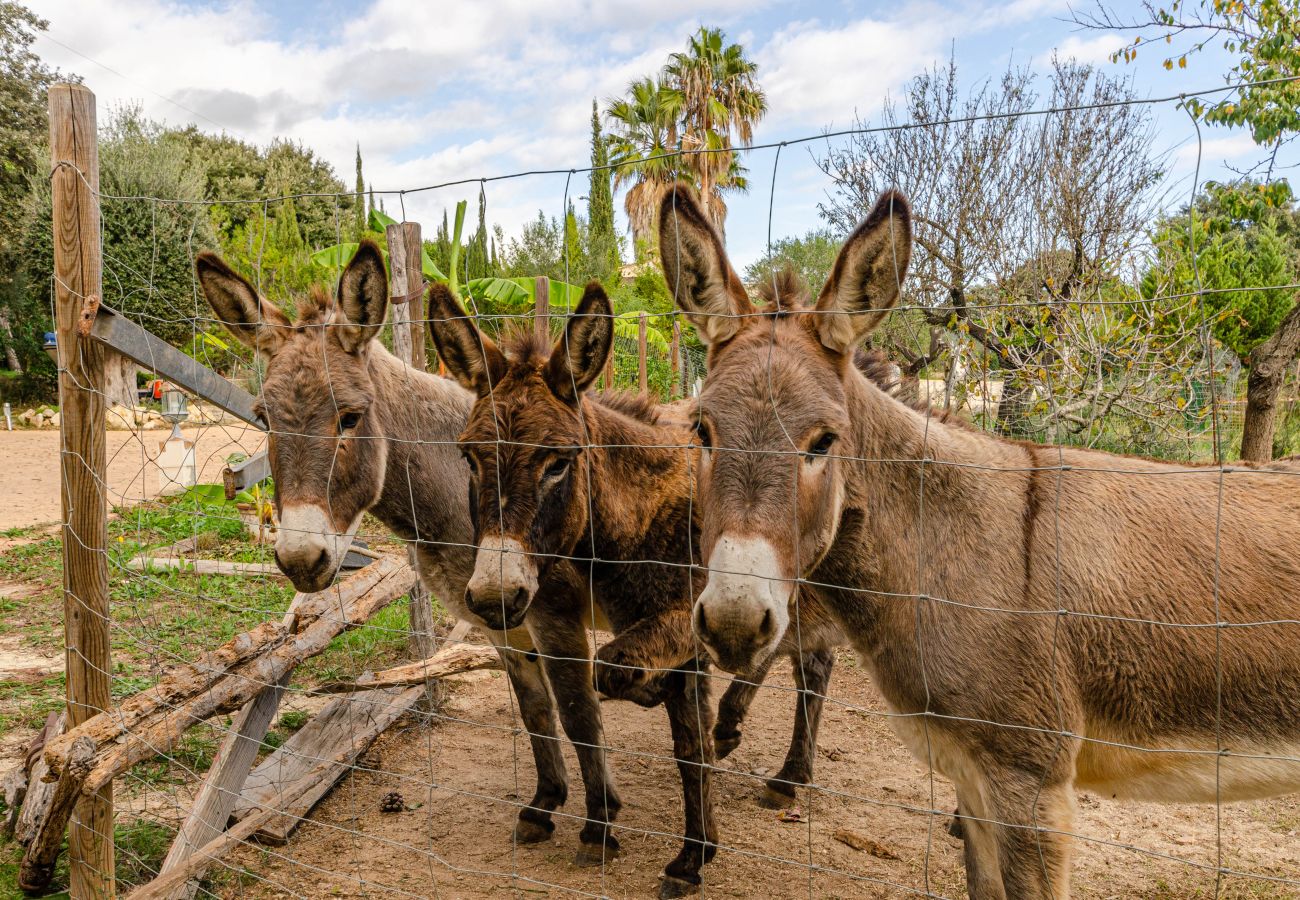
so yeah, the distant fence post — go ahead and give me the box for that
[670,320,681,399]
[385,223,423,371]
[49,82,114,899]
[534,277,550,339]
[638,312,648,395]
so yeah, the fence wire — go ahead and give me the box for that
[6,73,1300,900]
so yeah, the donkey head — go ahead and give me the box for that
[429,282,613,631]
[660,184,912,672]
[196,241,391,593]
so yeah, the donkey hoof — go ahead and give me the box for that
[514,817,554,844]
[758,784,798,809]
[714,730,742,760]
[574,843,621,867]
[658,875,700,899]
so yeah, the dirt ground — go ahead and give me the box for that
[0,424,265,530]
[199,653,1300,900]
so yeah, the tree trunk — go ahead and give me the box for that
[1240,299,1300,462]
[994,366,1037,438]
[0,306,21,372]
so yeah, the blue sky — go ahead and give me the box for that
[31,0,1295,271]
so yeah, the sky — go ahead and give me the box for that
[29,0,1298,272]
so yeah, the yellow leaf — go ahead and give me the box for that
[1178,56,1187,69]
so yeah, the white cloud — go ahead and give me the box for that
[757,16,943,129]
[1039,33,1127,67]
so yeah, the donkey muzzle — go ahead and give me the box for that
[694,534,792,673]
[275,503,356,593]
[465,535,539,631]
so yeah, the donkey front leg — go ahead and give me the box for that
[593,609,693,700]
[660,665,718,899]
[953,765,1075,900]
[490,629,568,844]
[760,646,835,809]
[713,651,776,760]
[529,610,623,866]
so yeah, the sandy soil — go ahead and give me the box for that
[0,424,265,530]
[199,653,1300,899]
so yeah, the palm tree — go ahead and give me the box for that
[663,27,767,238]
[606,76,683,254]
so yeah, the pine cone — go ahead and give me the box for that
[380,790,405,813]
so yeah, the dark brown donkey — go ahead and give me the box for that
[659,185,1300,899]
[196,243,576,849]
[429,282,723,896]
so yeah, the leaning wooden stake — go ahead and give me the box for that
[49,81,114,898]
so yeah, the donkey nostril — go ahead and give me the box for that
[464,588,476,610]
[314,548,329,572]
[758,608,774,639]
[510,587,529,610]
[695,605,711,639]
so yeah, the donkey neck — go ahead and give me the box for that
[822,372,1033,611]
[578,394,697,564]
[364,347,475,543]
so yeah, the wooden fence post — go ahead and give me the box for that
[534,277,550,339]
[638,312,648,395]
[670,320,681,399]
[49,81,114,899]
[385,222,436,659]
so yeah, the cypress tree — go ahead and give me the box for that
[586,98,621,279]
[353,144,365,236]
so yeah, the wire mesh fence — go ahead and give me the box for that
[5,73,1300,900]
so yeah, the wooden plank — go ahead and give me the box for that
[534,276,549,339]
[154,595,304,900]
[127,556,285,578]
[89,305,265,430]
[48,81,113,899]
[229,685,423,844]
[222,451,271,500]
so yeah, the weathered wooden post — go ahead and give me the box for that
[638,312,648,395]
[534,276,550,339]
[385,222,436,659]
[670,320,681,399]
[48,81,114,899]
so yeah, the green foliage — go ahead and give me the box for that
[354,144,366,236]
[1143,179,1299,359]
[743,230,842,295]
[1102,0,1300,146]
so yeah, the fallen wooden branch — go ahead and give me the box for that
[3,712,63,839]
[229,685,424,844]
[17,736,93,893]
[72,557,414,796]
[127,556,284,578]
[314,643,501,693]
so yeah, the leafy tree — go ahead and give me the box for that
[1076,0,1300,458]
[0,1,64,377]
[1077,0,1300,148]
[744,230,842,296]
[586,99,622,280]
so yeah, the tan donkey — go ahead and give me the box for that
[658,185,1300,898]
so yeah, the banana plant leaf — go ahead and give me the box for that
[309,241,446,283]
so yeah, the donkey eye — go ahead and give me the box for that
[339,412,362,432]
[543,458,571,481]
[808,433,836,457]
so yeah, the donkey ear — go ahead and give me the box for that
[658,183,754,347]
[546,282,613,403]
[813,191,912,354]
[196,252,290,356]
[428,282,507,397]
[334,240,389,353]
